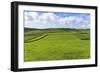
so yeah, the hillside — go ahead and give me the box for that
[24,28,90,62]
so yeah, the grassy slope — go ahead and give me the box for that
[24,28,90,62]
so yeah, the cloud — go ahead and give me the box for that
[38,13,58,24]
[25,12,38,21]
[59,16,81,25]
[24,11,90,29]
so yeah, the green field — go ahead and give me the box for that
[24,28,90,62]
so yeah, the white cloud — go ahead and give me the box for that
[86,24,90,28]
[38,12,59,25]
[25,12,38,21]
[39,13,57,20]
[24,12,90,29]
[59,16,78,25]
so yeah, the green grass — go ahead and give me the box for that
[24,28,90,62]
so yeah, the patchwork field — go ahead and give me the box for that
[24,28,90,62]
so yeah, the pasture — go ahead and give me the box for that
[24,28,90,62]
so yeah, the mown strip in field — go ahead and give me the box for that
[24,34,48,43]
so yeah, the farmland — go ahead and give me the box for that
[24,28,90,62]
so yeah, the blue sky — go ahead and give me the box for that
[24,11,90,29]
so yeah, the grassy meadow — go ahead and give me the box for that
[24,28,90,62]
